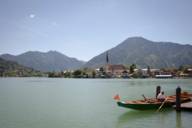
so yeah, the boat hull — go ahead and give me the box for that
[117,101,172,110]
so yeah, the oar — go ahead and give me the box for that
[142,94,147,101]
[156,97,168,112]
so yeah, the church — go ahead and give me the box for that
[104,52,128,78]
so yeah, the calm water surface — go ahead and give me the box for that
[0,78,192,128]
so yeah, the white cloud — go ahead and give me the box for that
[29,14,36,19]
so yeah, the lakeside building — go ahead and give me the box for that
[138,68,160,77]
[155,74,173,78]
[105,64,127,78]
[179,68,192,77]
[100,51,128,78]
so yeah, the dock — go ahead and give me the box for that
[173,101,192,111]
[180,101,192,111]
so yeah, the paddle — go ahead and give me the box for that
[156,97,168,112]
[142,94,147,101]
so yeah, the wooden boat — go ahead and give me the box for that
[116,93,192,110]
[117,100,172,110]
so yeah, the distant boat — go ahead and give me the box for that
[115,93,192,110]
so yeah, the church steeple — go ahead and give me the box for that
[106,51,109,64]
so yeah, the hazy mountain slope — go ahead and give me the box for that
[0,57,42,76]
[85,37,192,68]
[1,51,85,72]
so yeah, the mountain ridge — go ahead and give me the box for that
[1,51,85,72]
[1,37,192,70]
[85,37,192,68]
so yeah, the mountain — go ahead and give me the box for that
[1,51,85,72]
[0,57,43,77]
[85,37,192,68]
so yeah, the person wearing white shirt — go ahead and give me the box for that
[157,91,166,102]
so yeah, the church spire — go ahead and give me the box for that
[106,51,109,64]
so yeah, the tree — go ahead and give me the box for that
[73,70,82,78]
[147,65,151,77]
[48,72,56,77]
[99,67,104,73]
[178,65,184,71]
[129,64,136,74]
[64,71,71,78]
[92,71,96,78]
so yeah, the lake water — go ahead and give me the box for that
[0,78,192,128]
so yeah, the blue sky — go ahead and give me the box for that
[0,0,192,61]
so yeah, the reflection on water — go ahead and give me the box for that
[117,110,151,128]
[117,110,155,128]
[176,112,182,128]
[118,110,154,123]
[116,109,181,128]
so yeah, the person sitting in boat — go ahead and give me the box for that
[157,91,166,102]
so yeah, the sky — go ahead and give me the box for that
[0,0,192,61]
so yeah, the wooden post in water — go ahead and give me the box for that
[156,86,161,98]
[176,86,181,111]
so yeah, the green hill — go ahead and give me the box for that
[0,58,43,77]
